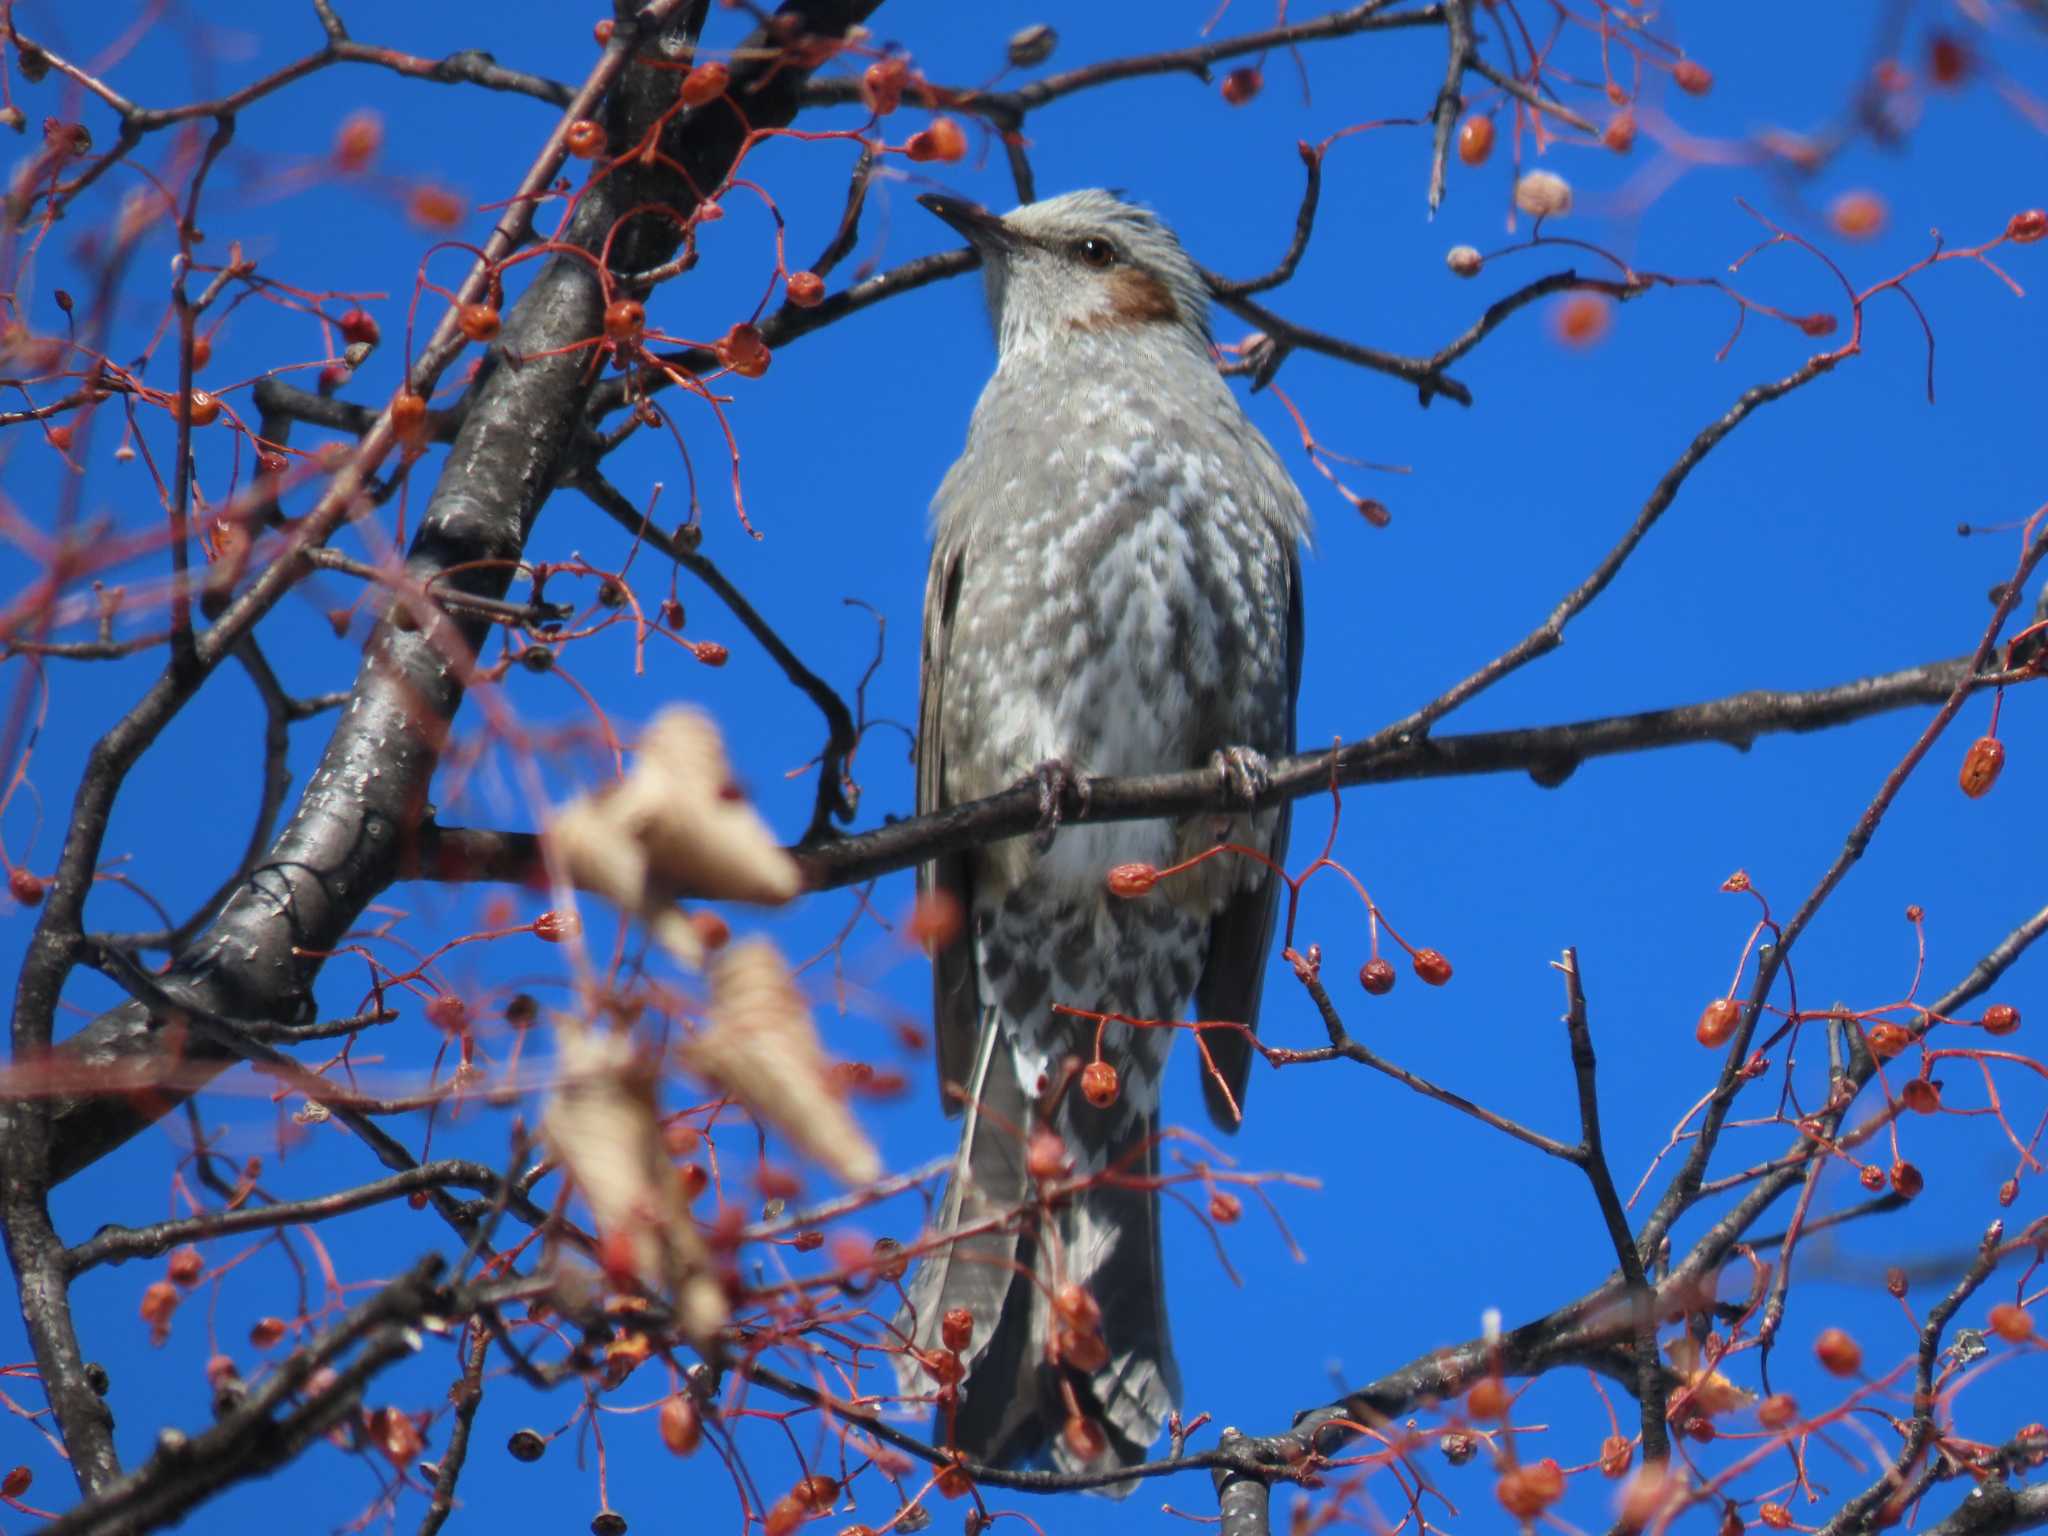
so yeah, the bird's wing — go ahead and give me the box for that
[1194,542,1302,1131]
[920,536,981,1115]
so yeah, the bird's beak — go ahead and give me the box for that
[917,193,1017,253]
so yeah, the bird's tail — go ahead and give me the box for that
[892,1011,1179,1490]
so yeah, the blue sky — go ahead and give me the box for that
[3,2,2047,1533]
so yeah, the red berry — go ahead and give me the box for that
[1599,1435,1632,1477]
[425,993,468,1033]
[1467,1377,1509,1420]
[1983,1003,2021,1036]
[1891,1160,1924,1198]
[565,119,605,158]
[785,270,825,307]
[167,1246,204,1288]
[9,867,45,905]
[941,1307,973,1352]
[1830,191,1888,240]
[1412,948,1452,986]
[532,909,578,943]
[680,62,730,108]
[333,109,382,172]
[1602,113,1636,153]
[714,322,770,378]
[1865,1022,1910,1059]
[1900,1078,1940,1115]
[1359,958,1396,995]
[1928,33,1969,86]
[861,58,908,116]
[1063,1415,1108,1462]
[249,1315,288,1349]
[1026,1126,1068,1181]
[175,390,221,427]
[1209,1189,1242,1224]
[408,185,464,230]
[1220,67,1261,106]
[2008,210,2048,244]
[338,307,380,347]
[604,299,646,343]
[905,116,966,164]
[1757,1393,1798,1429]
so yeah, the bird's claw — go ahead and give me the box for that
[1212,745,1273,806]
[1025,757,1090,852]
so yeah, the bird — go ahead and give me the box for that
[892,188,1309,1484]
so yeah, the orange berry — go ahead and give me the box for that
[1554,293,1611,347]
[565,119,605,158]
[1891,1160,1924,1198]
[46,422,73,452]
[1412,947,1452,985]
[458,302,501,343]
[1865,1022,1910,1060]
[593,20,614,45]
[1599,1435,1632,1477]
[1359,957,1396,994]
[1523,1458,1565,1504]
[174,389,221,427]
[1830,190,1887,240]
[1960,735,2004,797]
[1989,1303,2034,1343]
[1220,67,1262,106]
[785,270,825,307]
[189,332,213,369]
[1814,1327,1862,1376]
[906,116,966,163]
[941,1307,973,1352]
[1602,113,1636,153]
[2008,210,2047,244]
[688,910,730,952]
[1106,862,1158,897]
[1467,1377,1510,1420]
[333,109,383,172]
[1761,1504,1793,1529]
[1900,1078,1940,1115]
[714,322,770,378]
[1757,1393,1798,1429]
[1209,1189,1242,1224]
[408,185,464,230]
[1697,998,1741,1046]
[1860,1164,1886,1191]
[764,1495,803,1536]
[1456,114,1494,166]
[908,889,962,949]
[680,62,730,108]
[793,1475,839,1511]
[935,1460,972,1499]
[140,1279,180,1340]
[659,1393,701,1455]
[861,58,908,116]
[1055,1326,1109,1372]
[1079,1059,1119,1109]
[1673,59,1713,95]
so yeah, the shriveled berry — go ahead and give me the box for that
[785,270,825,307]
[1209,1189,1242,1224]
[905,117,966,163]
[714,323,770,378]
[1860,1164,1886,1191]
[1599,1434,1632,1477]
[1106,862,1158,897]
[167,1246,204,1287]
[1891,1160,1923,1198]
[1412,948,1452,985]
[565,119,606,158]
[508,1427,547,1462]
[2008,210,2047,244]
[941,1307,973,1353]
[1079,1059,1119,1109]
[1983,1003,2021,1036]
[458,303,501,343]
[1960,735,2005,798]
[1359,958,1396,994]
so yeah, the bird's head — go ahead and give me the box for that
[919,188,1211,360]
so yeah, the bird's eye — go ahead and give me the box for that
[1071,237,1118,269]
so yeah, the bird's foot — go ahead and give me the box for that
[1024,757,1091,852]
[1211,745,1274,806]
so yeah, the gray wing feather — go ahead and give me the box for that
[1194,544,1302,1130]
[920,541,980,1113]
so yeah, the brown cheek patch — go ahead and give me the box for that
[1073,267,1180,330]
